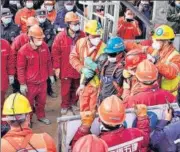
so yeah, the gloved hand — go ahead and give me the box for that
[147,54,156,63]
[76,84,85,96]
[81,67,94,79]
[80,111,95,127]
[135,104,147,117]
[123,69,132,78]
[8,75,14,85]
[54,68,60,78]
[84,57,98,71]
[123,80,130,89]
[49,76,55,84]
[20,84,28,96]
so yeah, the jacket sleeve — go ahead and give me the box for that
[7,42,16,75]
[46,45,53,76]
[156,54,180,79]
[133,21,142,37]
[14,10,21,26]
[17,50,27,84]
[167,6,180,22]
[51,34,61,69]
[69,40,84,73]
[43,133,57,152]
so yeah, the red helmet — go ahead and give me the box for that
[125,49,147,70]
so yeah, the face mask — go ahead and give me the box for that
[37,17,46,23]
[89,37,101,46]
[1,17,12,25]
[9,0,17,5]
[125,15,134,20]
[26,1,33,9]
[175,2,180,8]
[152,41,161,50]
[46,5,53,12]
[65,4,74,11]
[70,24,80,32]
[33,39,43,47]
[141,1,149,5]
[108,56,117,63]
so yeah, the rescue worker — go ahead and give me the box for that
[117,9,142,39]
[1,93,56,152]
[150,108,180,152]
[1,8,20,44]
[123,60,176,108]
[11,17,39,93]
[53,0,83,32]
[52,12,85,114]
[15,0,35,33]
[1,39,16,137]
[36,9,57,98]
[76,37,125,103]
[71,95,150,151]
[72,135,108,152]
[69,20,105,117]
[17,25,54,125]
[167,0,180,34]
[44,0,57,23]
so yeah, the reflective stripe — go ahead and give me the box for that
[174,139,180,144]
[28,148,47,152]
[108,137,143,151]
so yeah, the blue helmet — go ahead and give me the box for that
[104,37,125,54]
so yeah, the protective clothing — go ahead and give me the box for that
[15,7,35,33]
[81,68,94,79]
[52,29,85,109]
[44,0,56,22]
[135,60,158,83]
[152,25,175,40]
[98,95,125,126]
[65,11,79,23]
[135,104,147,117]
[26,16,39,27]
[117,16,142,39]
[28,25,45,39]
[73,135,108,152]
[104,37,125,54]
[3,93,32,115]
[20,84,28,96]
[1,128,56,152]
[47,10,57,23]
[70,37,106,112]
[123,83,175,108]
[85,20,103,36]
[125,49,147,70]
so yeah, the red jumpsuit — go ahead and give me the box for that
[1,39,16,106]
[123,84,175,108]
[17,42,53,119]
[52,30,85,109]
[71,116,150,151]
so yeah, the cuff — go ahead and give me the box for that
[156,120,169,130]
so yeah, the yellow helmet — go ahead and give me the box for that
[152,25,175,40]
[84,20,103,36]
[3,93,32,115]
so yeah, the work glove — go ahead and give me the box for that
[123,80,130,89]
[81,67,95,79]
[135,104,147,117]
[49,76,55,84]
[123,69,132,78]
[20,84,28,96]
[8,75,14,85]
[80,111,95,127]
[84,57,98,71]
[54,68,60,78]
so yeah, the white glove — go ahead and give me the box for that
[20,84,28,96]
[9,75,14,85]
[123,80,130,89]
[49,76,55,84]
[147,54,156,63]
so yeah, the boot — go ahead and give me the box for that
[38,118,51,125]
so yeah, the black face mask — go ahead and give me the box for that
[126,18,134,22]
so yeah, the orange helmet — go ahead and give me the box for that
[98,95,125,126]
[28,25,45,39]
[44,0,55,5]
[26,16,39,27]
[65,11,79,23]
[135,59,158,83]
[125,49,147,70]
[72,135,108,152]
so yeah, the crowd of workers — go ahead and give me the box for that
[1,0,180,152]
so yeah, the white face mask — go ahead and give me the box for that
[141,1,149,4]
[1,17,12,25]
[46,5,53,12]
[70,24,80,32]
[37,17,46,23]
[9,0,17,5]
[152,41,161,50]
[108,56,117,63]
[125,14,134,19]
[26,1,34,9]
[89,37,101,46]
[64,4,74,11]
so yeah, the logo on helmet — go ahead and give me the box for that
[114,43,124,49]
[156,28,163,36]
